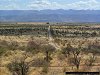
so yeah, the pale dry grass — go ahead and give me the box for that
[0,67,12,75]
[0,51,100,75]
[0,36,100,75]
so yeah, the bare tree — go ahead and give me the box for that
[62,43,73,57]
[85,54,96,67]
[26,40,40,53]
[68,46,82,70]
[7,53,34,75]
[41,44,56,62]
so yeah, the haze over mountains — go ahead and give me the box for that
[0,9,100,22]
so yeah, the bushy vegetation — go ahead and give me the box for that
[51,25,100,38]
[0,24,100,75]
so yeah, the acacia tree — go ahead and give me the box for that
[26,40,40,53]
[41,44,56,62]
[68,45,82,70]
[61,43,82,70]
[85,42,100,69]
[7,53,33,75]
[87,41,100,54]
[85,54,96,67]
[62,43,73,57]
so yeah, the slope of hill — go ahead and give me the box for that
[0,9,100,22]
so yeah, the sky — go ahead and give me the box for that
[0,0,100,10]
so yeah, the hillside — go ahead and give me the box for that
[0,10,100,22]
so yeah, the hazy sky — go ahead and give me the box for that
[0,0,100,10]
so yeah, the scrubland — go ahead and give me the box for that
[0,24,100,75]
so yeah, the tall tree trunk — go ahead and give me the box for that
[46,51,49,62]
[21,62,26,75]
[76,64,79,70]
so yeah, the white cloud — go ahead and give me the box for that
[5,4,20,10]
[0,0,100,10]
[0,0,29,10]
[67,0,100,10]
[28,0,100,10]
[28,0,63,10]
[0,0,20,10]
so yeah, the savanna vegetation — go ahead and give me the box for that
[0,23,100,75]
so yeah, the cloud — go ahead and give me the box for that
[0,4,19,10]
[0,0,100,10]
[67,0,100,10]
[28,0,100,10]
[28,0,63,10]
[0,0,25,10]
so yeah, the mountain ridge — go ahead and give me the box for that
[0,9,100,22]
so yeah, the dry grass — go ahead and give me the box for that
[0,35,100,75]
